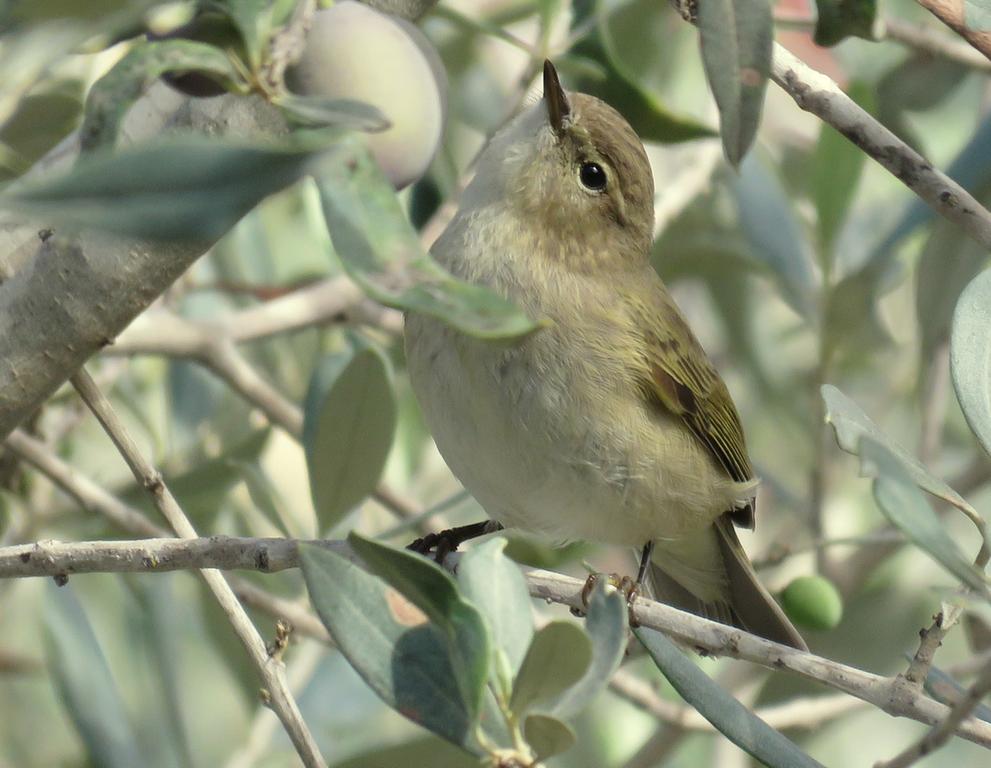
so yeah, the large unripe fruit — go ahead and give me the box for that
[287,2,446,189]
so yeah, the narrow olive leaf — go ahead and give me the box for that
[300,543,478,749]
[734,154,817,318]
[636,627,825,768]
[329,735,481,768]
[273,92,389,131]
[861,439,990,596]
[457,537,534,675]
[811,83,871,261]
[925,663,991,723]
[698,0,773,165]
[822,384,978,517]
[549,580,627,718]
[228,459,293,537]
[302,339,397,534]
[823,260,893,359]
[523,714,576,761]
[348,533,491,720]
[814,0,877,46]
[950,269,991,458]
[0,133,334,241]
[80,39,246,151]
[917,223,990,372]
[0,4,156,127]
[314,139,539,339]
[216,0,294,69]
[510,622,593,717]
[132,577,195,768]
[44,584,144,768]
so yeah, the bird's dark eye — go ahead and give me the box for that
[579,162,607,191]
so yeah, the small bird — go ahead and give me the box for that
[405,61,806,650]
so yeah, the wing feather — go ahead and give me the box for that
[629,283,755,526]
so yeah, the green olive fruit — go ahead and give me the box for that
[286,2,447,189]
[780,575,844,631]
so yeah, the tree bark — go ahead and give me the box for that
[0,84,287,440]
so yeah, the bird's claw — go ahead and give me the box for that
[575,572,642,627]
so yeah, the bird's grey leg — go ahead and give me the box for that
[635,540,655,587]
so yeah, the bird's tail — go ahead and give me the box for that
[645,515,807,650]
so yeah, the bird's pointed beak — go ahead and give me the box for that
[543,59,571,136]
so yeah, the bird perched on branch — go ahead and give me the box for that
[405,60,806,650]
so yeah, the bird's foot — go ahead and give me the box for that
[407,520,503,564]
[575,572,643,627]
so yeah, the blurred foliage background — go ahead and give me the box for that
[1,0,991,766]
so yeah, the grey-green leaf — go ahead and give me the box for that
[274,92,390,131]
[131,577,195,768]
[458,537,534,675]
[510,621,592,716]
[861,438,989,596]
[80,39,245,151]
[348,532,491,721]
[636,627,826,768]
[229,459,293,537]
[218,0,295,68]
[300,543,478,749]
[950,269,991,457]
[44,584,144,768]
[916,219,989,371]
[550,579,627,717]
[734,154,817,317]
[698,0,773,165]
[329,735,480,767]
[303,339,397,533]
[822,384,978,517]
[814,0,877,46]
[1,133,333,241]
[811,84,870,262]
[315,139,539,339]
[523,713,576,761]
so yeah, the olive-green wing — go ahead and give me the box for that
[630,288,755,524]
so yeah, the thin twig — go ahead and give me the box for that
[774,12,991,70]
[0,536,345,577]
[609,667,866,731]
[3,427,333,645]
[112,275,402,353]
[2,531,991,749]
[525,567,991,749]
[68,370,327,768]
[882,16,991,71]
[107,290,434,533]
[901,608,961,690]
[770,42,991,250]
[226,640,327,768]
[877,656,991,767]
[752,530,906,570]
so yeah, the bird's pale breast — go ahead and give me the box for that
[405,207,751,546]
